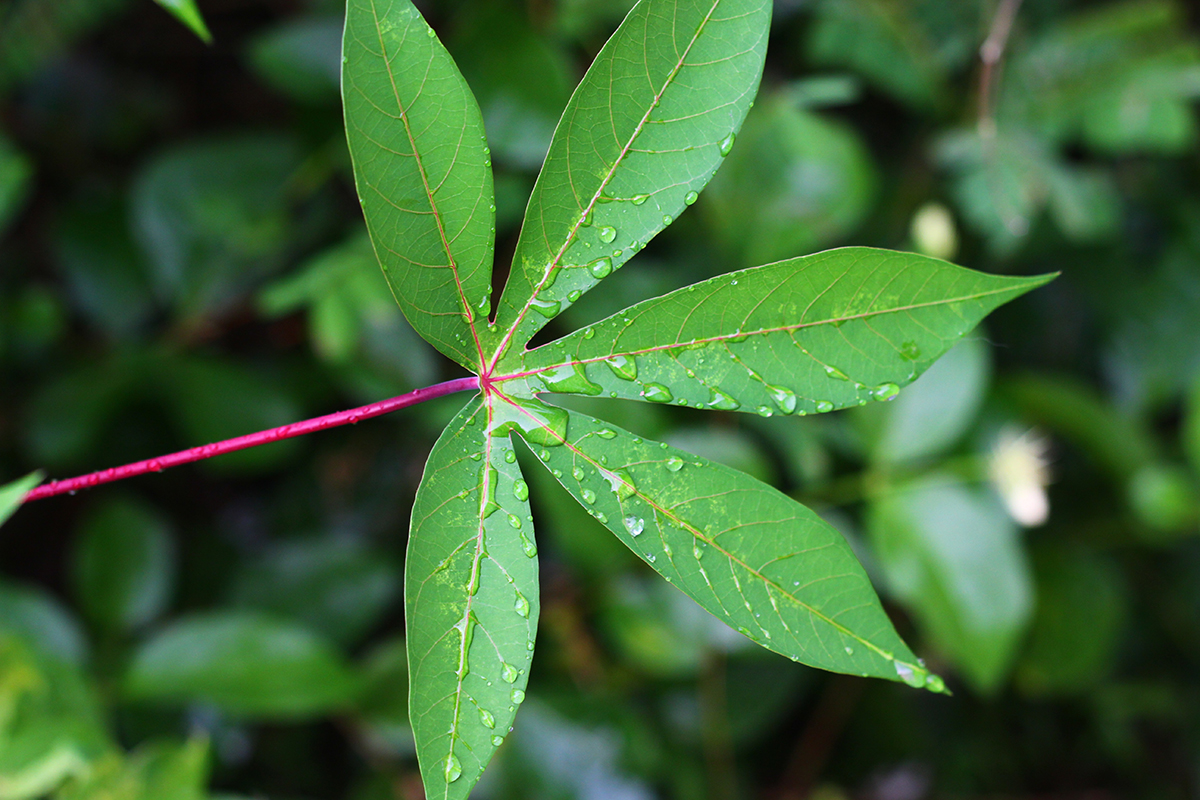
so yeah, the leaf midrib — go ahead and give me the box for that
[488,386,913,670]
[366,0,486,370]
[487,0,723,373]
[499,281,1031,382]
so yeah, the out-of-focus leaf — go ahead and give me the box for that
[124,612,359,718]
[1127,463,1200,538]
[860,337,991,464]
[0,582,88,666]
[160,356,302,474]
[8,286,67,357]
[1003,374,1157,481]
[229,538,399,646]
[130,134,301,317]
[355,637,413,756]
[53,195,156,339]
[342,0,496,370]
[56,738,209,800]
[72,497,175,633]
[512,248,1051,417]
[528,405,936,687]
[868,474,1034,693]
[406,397,538,800]
[0,135,33,235]
[0,0,128,92]
[449,3,574,170]
[492,0,770,353]
[0,473,41,529]
[806,0,976,109]
[1186,376,1200,479]
[248,15,342,103]
[0,637,107,800]
[151,0,212,43]
[25,358,139,467]
[1016,545,1127,695]
[704,96,875,266]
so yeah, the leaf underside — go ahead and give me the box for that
[340,0,1055,797]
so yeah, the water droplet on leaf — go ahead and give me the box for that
[767,385,797,414]
[604,354,637,381]
[718,132,736,156]
[642,383,673,403]
[665,456,684,472]
[588,257,612,278]
[598,226,617,243]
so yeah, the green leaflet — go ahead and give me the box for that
[406,397,539,800]
[510,248,1053,415]
[152,0,212,43]
[343,0,496,370]
[0,472,41,528]
[499,401,937,687]
[489,0,771,364]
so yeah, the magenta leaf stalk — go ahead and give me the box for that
[22,376,480,503]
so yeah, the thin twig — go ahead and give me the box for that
[978,0,1024,140]
[22,376,480,503]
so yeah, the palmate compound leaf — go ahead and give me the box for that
[406,396,540,800]
[505,248,1055,415]
[487,390,936,686]
[487,0,771,368]
[343,0,496,370]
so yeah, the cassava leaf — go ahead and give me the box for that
[0,472,42,529]
[343,0,496,370]
[489,0,771,363]
[407,396,540,800]
[152,0,212,43]
[495,399,938,688]
[507,248,1052,416]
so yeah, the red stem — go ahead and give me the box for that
[22,376,480,503]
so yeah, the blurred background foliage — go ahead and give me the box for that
[1,0,1199,797]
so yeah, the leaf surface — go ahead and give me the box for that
[153,0,212,43]
[406,397,539,800]
[0,472,41,528]
[490,0,771,363]
[343,0,495,369]
[498,398,936,687]
[510,248,1052,416]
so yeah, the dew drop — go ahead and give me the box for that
[756,406,773,417]
[501,662,519,683]
[511,688,526,704]
[663,214,673,225]
[513,480,529,501]
[514,592,530,618]
[718,131,736,156]
[845,646,853,655]
[596,428,617,440]
[582,488,597,504]
[492,734,505,746]
[900,340,921,361]
[767,385,798,414]
[684,190,699,205]
[816,400,834,413]
[444,754,462,783]
[588,256,613,279]
[539,449,550,461]
[505,451,516,463]
[641,383,673,403]
[824,365,850,382]
[480,708,496,728]
[568,289,581,302]
[894,661,927,689]
[925,674,946,693]
[707,387,740,411]
[631,193,649,206]
[872,382,900,401]
[427,25,436,38]
[605,468,637,500]
[624,516,645,536]
[537,362,602,395]
[531,297,561,318]
[598,226,617,243]
[595,511,608,524]
[665,456,684,472]
[572,466,585,481]
[507,514,522,529]
[582,327,595,339]
[604,354,638,381]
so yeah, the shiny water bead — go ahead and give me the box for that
[631,193,649,205]
[604,354,637,381]
[504,450,516,463]
[572,466,585,481]
[900,340,921,360]
[665,456,684,472]
[641,383,673,403]
[512,480,529,501]
[767,385,798,414]
[588,256,612,278]
[581,489,597,504]
[684,190,698,205]
[873,382,900,401]
[492,735,505,747]
[444,754,462,783]
[519,531,537,557]
[816,400,835,413]
[596,428,617,439]
[567,290,581,302]
[537,362,601,395]
[624,516,645,536]
[501,662,519,683]
[894,661,927,688]
[507,514,522,529]
[479,708,496,728]
[514,592,530,618]
[598,226,617,243]
[530,297,561,317]
[582,327,595,339]
[707,387,740,410]
[511,689,526,704]
[718,131,736,156]
[824,365,850,381]
[606,469,637,500]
